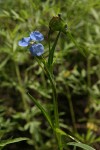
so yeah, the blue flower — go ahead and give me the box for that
[30,43,44,56]
[18,37,31,47]
[18,31,44,56]
[30,31,44,41]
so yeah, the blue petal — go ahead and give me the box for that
[30,31,44,41]
[29,43,44,56]
[18,37,31,47]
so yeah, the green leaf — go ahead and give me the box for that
[55,128,79,142]
[67,142,96,150]
[0,56,10,70]
[27,93,53,129]
[48,31,60,70]
[0,137,28,147]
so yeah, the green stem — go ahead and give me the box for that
[41,71,47,88]
[35,56,62,150]
[48,30,51,53]
[44,64,62,150]
[87,56,91,88]
[36,57,59,127]
[87,56,91,118]
[45,65,59,127]
[65,87,77,132]
[15,63,28,110]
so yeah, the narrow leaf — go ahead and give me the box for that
[48,31,60,68]
[55,128,79,142]
[27,93,53,129]
[0,137,28,147]
[67,142,96,150]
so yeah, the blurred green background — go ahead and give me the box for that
[0,0,100,149]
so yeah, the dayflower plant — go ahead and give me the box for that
[18,31,44,56]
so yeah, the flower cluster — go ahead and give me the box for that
[18,31,44,56]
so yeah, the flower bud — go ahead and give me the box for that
[49,14,67,34]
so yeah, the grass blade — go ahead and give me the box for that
[67,142,96,150]
[27,93,53,129]
[0,137,28,147]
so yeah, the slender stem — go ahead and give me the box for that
[44,31,62,149]
[36,57,59,127]
[41,71,47,88]
[98,57,100,81]
[44,66,62,150]
[48,30,51,53]
[87,56,91,118]
[65,87,77,132]
[35,57,62,150]
[45,66,59,127]
[87,56,91,88]
[15,63,28,110]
